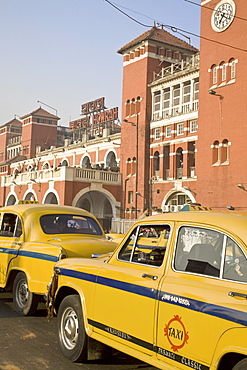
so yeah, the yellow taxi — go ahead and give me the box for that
[0,202,117,316]
[49,210,247,370]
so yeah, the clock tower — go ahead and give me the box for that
[211,0,236,32]
[197,0,247,210]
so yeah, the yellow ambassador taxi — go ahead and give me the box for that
[49,207,247,370]
[0,202,117,316]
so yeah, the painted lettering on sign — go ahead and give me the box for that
[164,315,189,352]
[161,293,190,307]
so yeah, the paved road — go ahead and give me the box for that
[0,293,157,370]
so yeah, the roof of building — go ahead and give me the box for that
[0,118,22,129]
[20,107,60,120]
[117,26,198,54]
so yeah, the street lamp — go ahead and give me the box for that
[208,90,223,99]
[123,119,136,126]
[37,100,58,116]
[237,184,247,192]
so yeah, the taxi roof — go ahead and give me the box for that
[136,211,247,244]
[0,204,100,241]
[0,203,92,217]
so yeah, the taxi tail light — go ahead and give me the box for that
[59,253,67,260]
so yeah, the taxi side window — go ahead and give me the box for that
[118,224,170,266]
[174,226,223,277]
[223,237,247,282]
[0,213,22,237]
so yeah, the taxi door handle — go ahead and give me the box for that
[229,291,247,299]
[142,273,158,280]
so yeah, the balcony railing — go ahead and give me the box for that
[153,53,200,82]
[4,166,122,186]
[152,100,199,121]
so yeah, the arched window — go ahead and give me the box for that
[212,140,220,165]
[220,61,226,82]
[81,156,91,169]
[221,139,230,164]
[125,100,130,117]
[229,58,237,79]
[106,151,118,170]
[126,158,131,176]
[132,157,136,175]
[130,98,136,116]
[166,192,191,212]
[61,159,69,166]
[136,96,141,114]
[211,64,217,85]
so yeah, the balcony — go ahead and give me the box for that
[152,101,199,122]
[4,166,122,187]
[153,53,200,82]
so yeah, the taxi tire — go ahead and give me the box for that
[13,272,40,316]
[233,359,247,370]
[57,294,87,362]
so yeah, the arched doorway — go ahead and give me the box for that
[6,194,17,206]
[75,190,114,231]
[44,192,58,204]
[24,192,36,201]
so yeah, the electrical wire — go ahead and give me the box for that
[184,0,247,23]
[104,0,150,27]
[104,0,247,53]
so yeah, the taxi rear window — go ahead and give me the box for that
[40,214,102,236]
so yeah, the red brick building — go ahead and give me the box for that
[1,1,246,231]
[196,0,247,210]
[118,27,198,218]
[0,100,121,231]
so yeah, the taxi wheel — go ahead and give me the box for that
[233,359,247,370]
[58,295,87,362]
[13,272,40,316]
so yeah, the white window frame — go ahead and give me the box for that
[166,125,172,138]
[213,66,217,84]
[222,64,227,81]
[190,120,197,133]
[231,60,236,79]
[177,123,184,136]
[154,127,161,140]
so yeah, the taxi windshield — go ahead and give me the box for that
[40,214,102,236]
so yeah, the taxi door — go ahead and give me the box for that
[156,225,247,370]
[92,223,172,356]
[0,212,23,286]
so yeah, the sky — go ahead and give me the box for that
[0,0,201,127]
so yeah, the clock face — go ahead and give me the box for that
[211,0,236,32]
